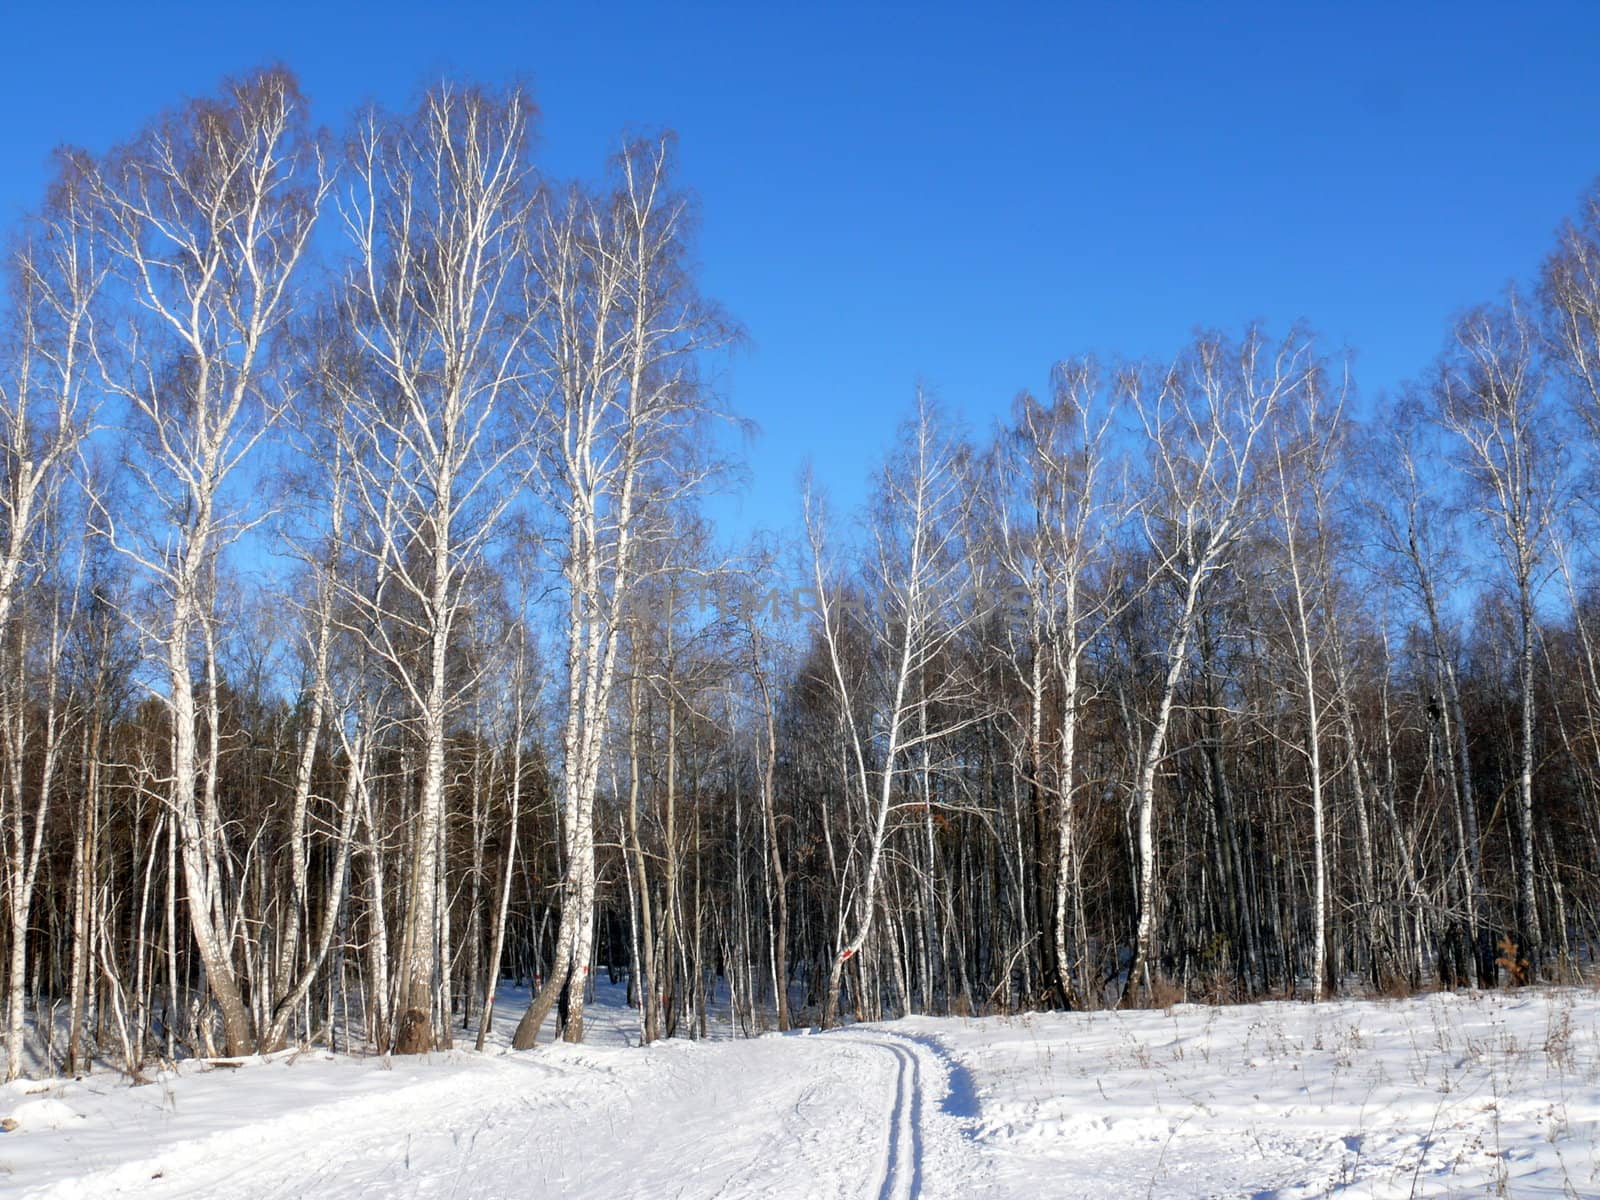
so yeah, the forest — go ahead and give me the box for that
[4,65,1600,1082]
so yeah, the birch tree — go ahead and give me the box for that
[1120,329,1309,1006]
[0,164,100,1077]
[1543,182,1600,433]
[1266,364,1344,999]
[1432,299,1561,978]
[475,598,539,1051]
[1359,414,1492,985]
[744,589,793,1030]
[513,136,733,1047]
[806,393,976,1028]
[86,68,325,1054]
[331,82,538,1053]
[987,360,1122,1007]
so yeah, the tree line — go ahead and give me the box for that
[3,67,1600,1080]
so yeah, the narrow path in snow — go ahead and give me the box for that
[11,1022,989,1200]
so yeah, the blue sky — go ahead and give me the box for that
[3,1,1598,537]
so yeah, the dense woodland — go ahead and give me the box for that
[4,67,1600,1081]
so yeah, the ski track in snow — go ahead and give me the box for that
[4,985,1600,1198]
[872,1037,921,1200]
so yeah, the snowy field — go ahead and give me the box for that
[3,984,1598,1198]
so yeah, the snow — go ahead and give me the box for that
[0,1098,78,1135]
[905,988,1600,1197]
[2,984,1597,1198]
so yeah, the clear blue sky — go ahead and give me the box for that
[3,1,1598,536]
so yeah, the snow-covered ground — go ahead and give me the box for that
[3,983,1598,1198]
